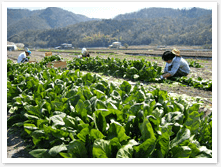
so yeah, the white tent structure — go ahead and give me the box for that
[109,42,122,48]
[7,44,18,51]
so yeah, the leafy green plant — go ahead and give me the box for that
[40,55,63,65]
[67,56,162,81]
[168,76,212,91]
[7,60,212,158]
[188,60,203,68]
[67,57,211,91]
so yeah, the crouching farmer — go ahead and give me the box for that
[81,48,90,58]
[17,49,31,63]
[77,48,90,59]
[160,48,190,79]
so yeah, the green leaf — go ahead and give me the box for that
[43,125,69,139]
[82,72,93,84]
[67,140,88,158]
[95,99,107,110]
[51,101,63,111]
[188,103,200,114]
[140,118,156,141]
[153,126,171,158]
[128,103,143,116]
[48,143,67,157]
[83,86,93,100]
[184,111,202,134]
[152,108,164,119]
[66,89,78,98]
[29,149,50,158]
[120,81,131,94]
[161,112,184,125]
[63,115,77,129]
[24,123,38,135]
[42,70,51,80]
[94,111,107,133]
[170,126,191,149]
[134,137,156,158]
[75,99,88,121]
[69,93,86,107]
[196,146,212,158]
[143,100,156,116]
[107,121,130,143]
[90,129,105,140]
[116,139,138,158]
[77,127,90,142]
[31,130,46,145]
[8,106,18,114]
[93,89,106,99]
[108,108,124,122]
[59,152,72,158]
[24,113,39,120]
[43,101,52,115]
[171,146,192,158]
[24,105,41,117]
[50,115,65,127]
[92,139,111,158]
[173,101,184,113]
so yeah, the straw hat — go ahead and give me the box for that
[172,48,180,56]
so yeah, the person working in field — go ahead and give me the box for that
[160,48,190,79]
[78,48,90,59]
[81,48,90,57]
[17,49,31,63]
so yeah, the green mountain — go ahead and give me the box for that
[7,7,97,38]
[114,7,211,20]
[7,7,212,48]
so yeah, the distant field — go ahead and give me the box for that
[37,45,212,58]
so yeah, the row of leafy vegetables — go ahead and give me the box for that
[66,56,212,91]
[7,57,212,158]
[29,55,212,91]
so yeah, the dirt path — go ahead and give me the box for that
[7,114,33,158]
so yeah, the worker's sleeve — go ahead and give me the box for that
[22,54,26,59]
[164,65,167,73]
[164,63,169,73]
[168,59,181,76]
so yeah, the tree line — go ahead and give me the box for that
[8,8,212,48]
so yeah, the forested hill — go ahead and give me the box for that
[7,7,212,48]
[114,7,212,20]
[7,7,97,38]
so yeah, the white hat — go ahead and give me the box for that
[81,48,87,54]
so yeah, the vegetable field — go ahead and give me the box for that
[7,54,213,158]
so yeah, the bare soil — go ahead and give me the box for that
[6,47,213,158]
[7,127,33,158]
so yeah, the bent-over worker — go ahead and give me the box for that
[81,48,90,58]
[17,49,31,63]
[160,48,190,79]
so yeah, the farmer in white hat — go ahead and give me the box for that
[160,48,190,79]
[17,49,31,63]
[81,48,90,58]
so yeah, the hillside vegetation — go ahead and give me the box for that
[7,7,96,38]
[7,7,212,48]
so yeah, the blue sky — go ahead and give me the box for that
[7,1,213,19]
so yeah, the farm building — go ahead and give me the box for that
[109,42,122,48]
[7,41,25,50]
[61,43,72,49]
[7,44,17,51]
